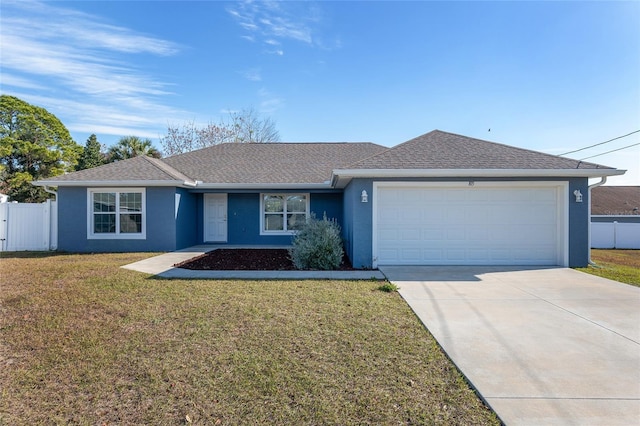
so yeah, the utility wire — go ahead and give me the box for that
[559,129,640,156]
[580,141,640,160]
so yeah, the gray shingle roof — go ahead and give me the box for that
[591,186,640,215]
[347,130,613,170]
[37,155,195,184]
[163,142,387,184]
[36,130,621,187]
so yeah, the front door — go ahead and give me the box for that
[204,194,227,242]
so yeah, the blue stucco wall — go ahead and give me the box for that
[568,178,590,267]
[57,186,178,252]
[175,188,198,249]
[195,191,343,246]
[56,179,593,266]
[343,177,593,269]
[343,181,374,269]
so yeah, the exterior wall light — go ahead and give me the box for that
[361,190,368,203]
[573,189,583,203]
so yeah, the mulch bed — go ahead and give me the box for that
[174,248,356,271]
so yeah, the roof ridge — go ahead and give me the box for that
[343,145,393,168]
[165,141,383,160]
[433,130,608,170]
[344,130,449,168]
[141,156,196,183]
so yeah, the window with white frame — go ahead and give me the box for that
[261,193,309,234]
[88,188,146,239]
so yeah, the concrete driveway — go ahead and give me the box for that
[380,266,640,426]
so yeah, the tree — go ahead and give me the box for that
[106,136,161,162]
[228,107,280,143]
[160,107,281,156]
[160,120,234,157]
[76,134,105,171]
[0,95,81,202]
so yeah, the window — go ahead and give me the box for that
[88,188,146,239]
[261,193,309,234]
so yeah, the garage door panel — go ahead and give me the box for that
[401,229,421,241]
[379,207,399,223]
[445,208,466,222]
[467,228,489,240]
[466,190,490,202]
[375,185,563,266]
[423,209,444,222]
[467,206,490,223]
[423,228,445,241]
[400,209,421,222]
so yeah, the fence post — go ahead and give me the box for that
[0,203,7,252]
[50,200,58,250]
[43,199,51,250]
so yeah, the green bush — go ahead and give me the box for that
[289,213,344,270]
[377,282,399,293]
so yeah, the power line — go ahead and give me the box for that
[580,141,640,160]
[559,129,640,156]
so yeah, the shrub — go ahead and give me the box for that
[289,213,344,270]
[378,282,399,293]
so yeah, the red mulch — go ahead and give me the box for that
[174,248,356,271]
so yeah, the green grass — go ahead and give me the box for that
[0,252,498,425]
[576,249,640,287]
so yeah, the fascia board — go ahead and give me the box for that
[194,182,333,190]
[32,180,195,187]
[332,168,626,179]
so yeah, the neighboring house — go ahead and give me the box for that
[0,193,8,203]
[34,130,624,268]
[590,186,639,249]
[591,186,640,223]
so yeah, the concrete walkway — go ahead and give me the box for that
[380,266,640,425]
[122,245,385,280]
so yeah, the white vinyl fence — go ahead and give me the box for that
[0,200,57,251]
[591,221,640,249]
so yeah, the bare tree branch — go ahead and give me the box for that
[160,108,280,156]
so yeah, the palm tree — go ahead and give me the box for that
[107,136,162,161]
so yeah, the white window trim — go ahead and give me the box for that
[260,193,310,235]
[87,188,147,240]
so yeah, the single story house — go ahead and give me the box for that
[34,130,624,268]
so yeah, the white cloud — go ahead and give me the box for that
[0,73,48,90]
[5,90,187,140]
[242,68,262,82]
[227,1,321,48]
[0,1,184,143]
[257,88,283,114]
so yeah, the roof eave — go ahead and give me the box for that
[32,180,197,188]
[194,182,333,190]
[331,168,626,187]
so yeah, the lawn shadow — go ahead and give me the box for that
[0,251,66,259]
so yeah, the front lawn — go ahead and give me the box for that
[577,249,640,287]
[0,252,498,425]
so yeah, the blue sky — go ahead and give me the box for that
[1,0,638,185]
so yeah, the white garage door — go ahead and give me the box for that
[374,183,567,266]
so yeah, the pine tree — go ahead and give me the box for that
[76,134,105,170]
